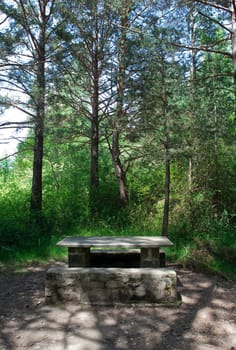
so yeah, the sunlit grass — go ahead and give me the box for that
[1,223,236,281]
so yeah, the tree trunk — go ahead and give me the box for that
[212,81,220,218]
[188,6,197,225]
[160,55,170,237]
[30,117,44,212]
[162,154,170,237]
[231,1,236,113]
[90,86,99,213]
[162,116,170,237]
[89,2,100,214]
[90,56,99,192]
[112,129,128,206]
[111,4,129,206]
[30,32,45,215]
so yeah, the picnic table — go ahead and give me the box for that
[57,236,174,268]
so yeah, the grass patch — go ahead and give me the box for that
[1,223,236,281]
[0,235,67,265]
[167,232,236,280]
[209,259,236,280]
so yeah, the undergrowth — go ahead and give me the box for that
[0,218,235,281]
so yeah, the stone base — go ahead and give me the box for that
[45,267,180,305]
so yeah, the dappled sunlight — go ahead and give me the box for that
[181,294,201,305]
[0,266,236,349]
[193,306,217,325]
[195,281,213,289]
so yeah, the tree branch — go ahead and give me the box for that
[171,41,232,58]
[0,145,32,161]
[0,121,32,128]
[0,100,35,119]
[198,10,232,34]
[193,0,232,13]
[0,151,20,161]
[193,72,233,82]
[0,14,9,25]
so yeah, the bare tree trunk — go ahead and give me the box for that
[231,1,236,113]
[188,6,197,192]
[111,4,129,206]
[30,112,44,212]
[30,29,46,214]
[90,90,99,213]
[90,64,99,190]
[212,71,220,218]
[162,137,170,237]
[160,57,170,237]
[112,130,128,206]
[89,1,101,214]
[188,6,197,226]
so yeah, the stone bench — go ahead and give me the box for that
[57,236,172,268]
[45,266,179,305]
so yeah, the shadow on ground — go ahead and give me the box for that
[0,264,235,350]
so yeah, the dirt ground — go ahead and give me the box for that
[0,262,235,350]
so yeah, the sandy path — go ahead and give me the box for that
[0,264,235,350]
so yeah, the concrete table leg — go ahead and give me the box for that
[140,247,160,267]
[68,247,90,267]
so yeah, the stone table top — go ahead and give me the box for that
[57,236,174,249]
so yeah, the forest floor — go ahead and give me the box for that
[0,262,235,350]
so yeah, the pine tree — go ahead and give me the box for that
[0,0,60,217]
